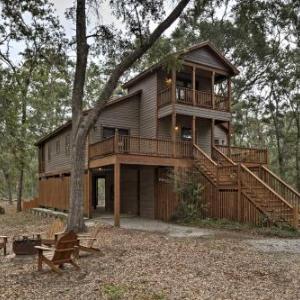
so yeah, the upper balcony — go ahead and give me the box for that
[158,86,230,112]
[156,63,232,119]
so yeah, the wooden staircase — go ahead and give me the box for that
[193,144,300,228]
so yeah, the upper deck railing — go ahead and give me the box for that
[89,135,193,160]
[216,145,268,165]
[157,86,230,112]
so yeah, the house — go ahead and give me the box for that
[34,41,300,228]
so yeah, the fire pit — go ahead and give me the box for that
[13,235,41,255]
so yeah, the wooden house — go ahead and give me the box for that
[34,41,300,228]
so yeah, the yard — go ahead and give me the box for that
[1,202,300,300]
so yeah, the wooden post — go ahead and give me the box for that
[293,207,298,229]
[171,67,177,157]
[228,121,232,157]
[211,119,215,150]
[87,169,93,218]
[227,78,231,112]
[211,71,215,109]
[192,116,196,145]
[237,164,241,222]
[192,66,196,106]
[114,129,119,153]
[114,161,120,227]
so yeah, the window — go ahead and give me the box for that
[56,140,60,154]
[214,139,220,145]
[48,143,52,162]
[65,134,70,156]
[181,127,192,140]
[102,127,129,139]
[103,127,115,139]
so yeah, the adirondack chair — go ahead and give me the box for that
[35,231,79,274]
[76,225,104,257]
[0,236,8,256]
[41,218,65,246]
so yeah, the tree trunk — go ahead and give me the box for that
[16,166,24,212]
[2,169,13,205]
[67,131,87,232]
[66,0,191,232]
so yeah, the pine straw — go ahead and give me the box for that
[1,202,300,299]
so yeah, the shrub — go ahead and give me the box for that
[169,168,206,222]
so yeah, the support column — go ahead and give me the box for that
[87,169,93,218]
[211,71,215,109]
[227,78,231,112]
[228,121,231,157]
[114,161,120,227]
[171,67,177,157]
[192,116,196,145]
[211,119,215,150]
[192,66,196,106]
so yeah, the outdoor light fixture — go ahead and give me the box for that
[175,126,179,131]
[165,78,172,85]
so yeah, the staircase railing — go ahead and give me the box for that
[212,146,236,166]
[194,145,238,186]
[258,166,300,210]
[193,144,217,179]
[240,164,297,227]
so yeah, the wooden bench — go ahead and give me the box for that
[0,236,8,256]
[35,231,79,274]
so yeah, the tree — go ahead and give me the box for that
[67,0,192,232]
[0,0,70,210]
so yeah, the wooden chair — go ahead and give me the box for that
[76,225,104,257]
[0,236,8,256]
[41,218,65,246]
[35,231,79,274]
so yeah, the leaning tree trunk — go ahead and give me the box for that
[66,0,191,232]
[2,169,13,205]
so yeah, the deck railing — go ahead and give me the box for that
[216,145,268,165]
[240,164,296,226]
[157,86,230,112]
[258,165,300,210]
[89,135,193,160]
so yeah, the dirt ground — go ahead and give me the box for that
[1,202,300,300]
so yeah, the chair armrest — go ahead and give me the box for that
[77,234,91,237]
[0,236,8,239]
[35,246,54,251]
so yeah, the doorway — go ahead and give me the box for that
[92,176,106,212]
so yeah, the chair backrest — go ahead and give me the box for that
[52,231,78,264]
[87,225,102,248]
[46,219,65,240]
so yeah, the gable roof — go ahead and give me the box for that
[35,90,142,146]
[123,41,239,89]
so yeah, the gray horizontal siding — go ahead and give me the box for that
[128,73,157,138]
[158,104,231,121]
[183,47,229,72]
[214,125,228,145]
[44,129,72,173]
[89,96,140,144]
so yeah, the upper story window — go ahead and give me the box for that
[56,139,60,154]
[181,127,192,141]
[102,127,129,139]
[65,134,70,156]
[48,143,52,162]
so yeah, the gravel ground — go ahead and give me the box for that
[1,202,300,300]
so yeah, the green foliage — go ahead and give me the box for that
[170,168,206,222]
[103,284,125,300]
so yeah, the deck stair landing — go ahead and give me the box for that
[193,144,300,229]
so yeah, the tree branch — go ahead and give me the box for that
[84,0,191,133]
